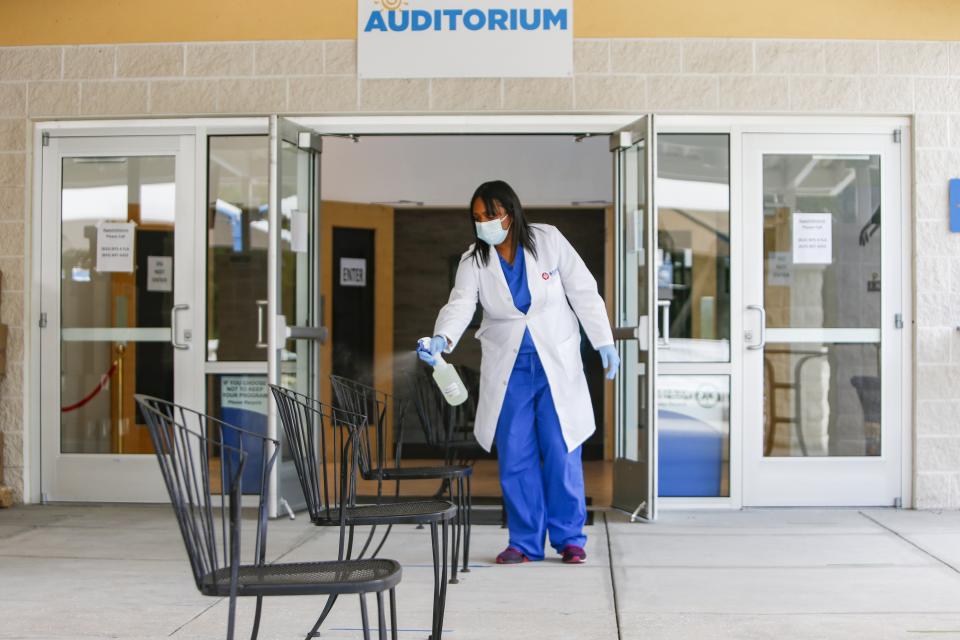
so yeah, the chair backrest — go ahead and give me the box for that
[406,367,450,448]
[330,375,406,476]
[406,366,478,455]
[134,394,278,592]
[268,384,366,525]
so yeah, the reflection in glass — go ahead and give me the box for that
[206,373,269,494]
[618,141,647,464]
[657,134,731,363]
[658,375,730,497]
[761,151,882,458]
[60,156,176,454]
[764,343,880,457]
[279,141,315,346]
[206,136,269,362]
[762,155,881,330]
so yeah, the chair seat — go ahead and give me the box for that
[349,499,456,523]
[201,559,402,597]
[376,464,472,480]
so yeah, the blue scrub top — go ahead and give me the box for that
[498,248,537,354]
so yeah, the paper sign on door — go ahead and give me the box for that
[792,213,832,264]
[767,251,792,286]
[340,258,367,287]
[96,222,135,273]
[147,256,172,292]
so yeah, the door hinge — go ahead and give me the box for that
[39,312,47,328]
[893,129,902,144]
[41,132,50,147]
[610,131,632,151]
[894,313,903,329]
[297,131,322,153]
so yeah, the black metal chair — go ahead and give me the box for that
[135,394,402,640]
[269,384,455,640]
[407,366,486,467]
[330,375,473,582]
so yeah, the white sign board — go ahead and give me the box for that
[767,251,792,286]
[357,0,573,79]
[220,376,268,415]
[96,222,135,273]
[146,256,172,292]
[340,257,367,287]
[792,213,832,265]
[290,210,308,253]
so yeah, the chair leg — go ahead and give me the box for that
[360,594,371,640]
[438,519,449,637]
[462,474,472,573]
[389,588,398,640]
[429,522,440,640]
[226,592,237,640]
[305,594,339,639]
[447,480,461,585]
[249,596,264,640]
[377,591,388,640]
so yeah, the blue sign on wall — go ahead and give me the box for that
[950,178,960,232]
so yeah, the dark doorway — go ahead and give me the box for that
[393,208,607,460]
[332,227,376,388]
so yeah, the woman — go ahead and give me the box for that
[418,180,620,565]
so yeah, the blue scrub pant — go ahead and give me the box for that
[495,351,587,560]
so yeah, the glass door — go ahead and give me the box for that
[742,132,903,506]
[611,116,659,521]
[655,133,734,503]
[40,135,199,502]
[268,116,325,515]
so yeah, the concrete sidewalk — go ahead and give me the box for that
[3,506,960,639]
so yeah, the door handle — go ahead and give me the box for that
[746,304,766,351]
[614,315,650,351]
[613,326,639,341]
[658,299,671,347]
[171,304,189,350]
[256,300,268,349]
[286,325,329,343]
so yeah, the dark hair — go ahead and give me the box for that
[468,180,537,267]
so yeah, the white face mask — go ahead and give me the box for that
[475,217,510,246]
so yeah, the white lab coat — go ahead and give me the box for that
[433,223,614,453]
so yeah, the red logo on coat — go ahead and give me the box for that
[542,272,550,280]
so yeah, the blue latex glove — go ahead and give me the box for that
[598,344,620,380]
[417,335,448,366]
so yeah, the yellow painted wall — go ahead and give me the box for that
[0,0,956,45]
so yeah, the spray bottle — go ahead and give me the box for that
[418,337,469,406]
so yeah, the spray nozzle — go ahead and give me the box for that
[418,336,446,368]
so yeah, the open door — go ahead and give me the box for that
[267,116,326,516]
[611,116,659,521]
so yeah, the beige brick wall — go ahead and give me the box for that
[2,37,959,507]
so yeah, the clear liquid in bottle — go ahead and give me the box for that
[419,336,468,406]
[432,358,468,406]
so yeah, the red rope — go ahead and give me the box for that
[61,361,120,413]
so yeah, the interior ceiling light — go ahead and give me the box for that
[371,199,424,206]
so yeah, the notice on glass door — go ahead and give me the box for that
[792,213,832,264]
[96,222,135,273]
[221,375,268,415]
[767,251,792,286]
[146,256,172,292]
